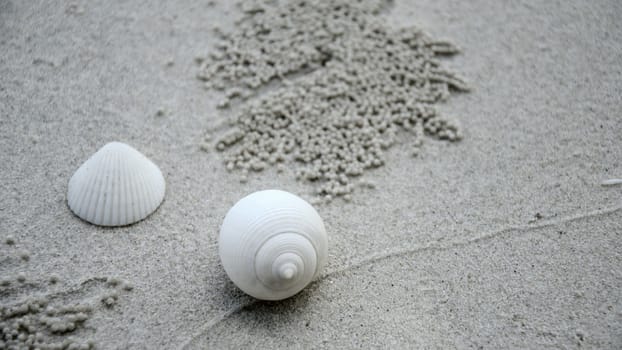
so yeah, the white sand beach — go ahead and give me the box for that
[1,0,621,348]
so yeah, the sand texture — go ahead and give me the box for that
[1,0,621,349]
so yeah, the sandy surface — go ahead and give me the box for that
[1,0,621,349]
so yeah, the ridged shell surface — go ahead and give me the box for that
[219,190,328,301]
[67,142,166,226]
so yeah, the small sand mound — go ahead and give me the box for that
[0,238,132,349]
[198,0,469,200]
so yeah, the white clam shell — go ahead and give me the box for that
[67,142,166,226]
[219,190,328,301]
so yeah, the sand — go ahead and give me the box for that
[1,0,621,349]
[199,0,468,201]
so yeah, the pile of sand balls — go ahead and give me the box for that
[0,278,132,350]
[1,297,95,350]
[198,0,469,200]
[1,237,133,349]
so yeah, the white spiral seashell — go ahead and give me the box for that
[219,190,328,301]
[67,142,166,226]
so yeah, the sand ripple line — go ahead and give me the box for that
[178,204,620,347]
[321,205,622,279]
[178,302,251,350]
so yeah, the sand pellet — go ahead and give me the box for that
[200,0,468,199]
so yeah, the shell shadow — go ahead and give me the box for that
[244,287,314,312]
[224,279,320,332]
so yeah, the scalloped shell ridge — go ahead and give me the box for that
[67,142,166,226]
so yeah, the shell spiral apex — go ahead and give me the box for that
[218,190,328,301]
[67,142,166,227]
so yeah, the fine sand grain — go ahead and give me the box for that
[1,0,621,349]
